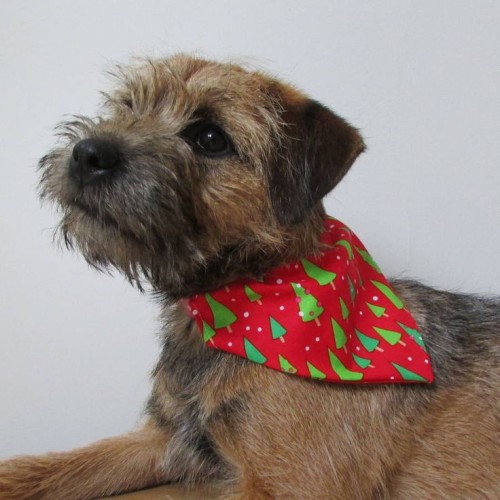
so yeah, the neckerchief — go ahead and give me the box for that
[186,217,434,384]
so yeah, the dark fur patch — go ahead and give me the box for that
[268,99,365,225]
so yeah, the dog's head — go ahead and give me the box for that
[39,55,364,297]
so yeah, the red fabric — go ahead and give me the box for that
[187,217,434,384]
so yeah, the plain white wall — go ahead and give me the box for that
[1,0,499,458]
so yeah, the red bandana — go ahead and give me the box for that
[186,217,434,384]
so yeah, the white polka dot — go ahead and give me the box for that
[408,357,412,361]
[305,346,310,351]
[341,276,345,281]
[425,359,429,364]
[275,292,280,296]
[336,256,341,260]
[299,312,304,317]
[192,309,198,316]
[231,298,236,302]
[359,311,363,316]
[245,326,250,331]
[315,337,320,342]
[390,376,395,380]
[296,283,302,288]
[356,346,360,351]
[228,342,233,347]
[373,296,379,301]
[276,279,283,284]
[257,327,262,332]
[279,305,285,311]
[294,264,299,269]
[243,312,249,318]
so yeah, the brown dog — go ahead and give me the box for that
[0,55,498,499]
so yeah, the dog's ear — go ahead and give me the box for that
[268,91,365,225]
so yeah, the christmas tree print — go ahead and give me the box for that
[205,294,237,332]
[300,258,337,289]
[355,246,381,273]
[398,322,426,350]
[371,281,404,309]
[331,318,347,352]
[244,285,262,305]
[328,349,363,381]
[352,353,373,369]
[202,321,216,345]
[244,338,267,364]
[373,327,406,347]
[334,239,354,259]
[307,361,326,380]
[279,354,297,374]
[291,282,324,326]
[339,297,350,320]
[187,216,434,385]
[270,316,287,343]
[392,363,427,382]
[355,329,384,352]
[347,276,357,303]
[366,302,387,318]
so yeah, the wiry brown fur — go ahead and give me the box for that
[0,54,498,499]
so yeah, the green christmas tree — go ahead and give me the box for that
[392,363,427,382]
[334,239,354,259]
[205,293,237,332]
[366,302,387,318]
[279,354,297,374]
[339,297,350,320]
[244,285,262,305]
[355,329,384,352]
[373,327,406,347]
[300,258,337,289]
[328,349,363,381]
[270,316,287,343]
[371,281,404,309]
[331,318,347,352]
[307,361,326,380]
[244,338,267,364]
[291,282,324,326]
[202,321,216,345]
[398,322,426,350]
[348,276,357,302]
[355,246,382,273]
[352,353,373,369]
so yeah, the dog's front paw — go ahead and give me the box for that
[0,454,65,500]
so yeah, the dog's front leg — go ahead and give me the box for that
[0,421,171,500]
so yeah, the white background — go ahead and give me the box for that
[1,1,499,458]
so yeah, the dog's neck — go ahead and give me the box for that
[154,206,328,300]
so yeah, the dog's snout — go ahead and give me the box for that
[69,138,120,185]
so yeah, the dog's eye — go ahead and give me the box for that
[197,126,228,154]
[182,121,235,157]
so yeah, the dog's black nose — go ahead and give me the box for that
[69,138,120,185]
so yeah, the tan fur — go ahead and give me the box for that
[1,55,498,499]
[0,423,169,499]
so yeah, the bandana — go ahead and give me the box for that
[186,217,434,384]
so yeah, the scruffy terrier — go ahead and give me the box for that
[0,55,498,499]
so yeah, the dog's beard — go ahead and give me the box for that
[39,142,205,293]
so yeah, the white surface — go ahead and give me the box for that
[1,1,499,458]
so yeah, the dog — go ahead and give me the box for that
[0,54,498,499]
